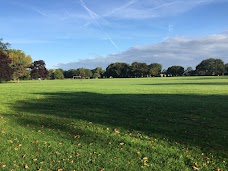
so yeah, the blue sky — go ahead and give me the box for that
[1,0,228,70]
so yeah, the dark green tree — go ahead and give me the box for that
[183,67,193,76]
[225,63,228,75]
[74,68,92,78]
[166,66,184,76]
[30,60,49,79]
[130,62,148,77]
[64,69,77,78]
[148,63,162,77]
[92,67,104,78]
[0,51,13,82]
[196,58,225,76]
[105,62,130,78]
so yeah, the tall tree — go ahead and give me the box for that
[106,62,130,78]
[130,62,148,77]
[0,51,13,82]
[148,63,162,77]
[225,63,228,75]
[92,67,104,78]
[64,69,78,78]
[49,69,64,79]
[196,58,225,76]
[30,60,49,79]
[7,49,32,82]
[166,66,184,76]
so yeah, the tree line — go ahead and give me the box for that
[0,38,228,82]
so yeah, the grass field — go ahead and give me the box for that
[0,76,228,170]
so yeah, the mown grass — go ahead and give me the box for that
[0,76,228,170]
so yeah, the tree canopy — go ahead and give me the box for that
[131,62,148,77]
[105,62,130,78]
[148,63,162,77]
[0,51,13,82]
[166,66,184,76]
[7,49,32,82]
[196,58,225,76]
[30,60,49,79]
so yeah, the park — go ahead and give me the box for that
[0,77,227,170]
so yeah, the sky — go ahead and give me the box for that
[1,0,228,70]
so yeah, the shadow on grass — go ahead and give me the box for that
[7,92,228,156]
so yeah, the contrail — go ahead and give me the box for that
[79,0,119,51]
[106,0,137,17]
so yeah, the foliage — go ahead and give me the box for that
[0,50,13,82]
[64,69,77,78]
[75,68,93,78]
[166,66,184,76]
[196,58,225,76]
[7,49,32,81]
[105,62,130,78]
[30,60,49,79]
[92,67,104,78]
[148,63,162,77]
[224,63,228,75]
[0,38,10,50]
[0,77,227,170]
[130,62,148,77]
[49,69,64,80]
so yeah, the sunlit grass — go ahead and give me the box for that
[0,76,228,170]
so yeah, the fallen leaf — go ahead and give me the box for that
[194,162,199,168]
[114,129,120,134]
[143,157,148,161]
[24,164,29,169]
[193,166,199,170]
[119,142,124,145]
[73,135,80,139]
[215,168,222,171]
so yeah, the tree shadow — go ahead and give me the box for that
[6,92,228,157]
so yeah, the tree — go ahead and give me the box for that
[0,38,10,50]
[105,62,130,78]
[92,67,104,78]
[148,63,162,77]
[130,62,148,77]
[49,69,64,79]
[30,60,49,79]
[7,49,32,82]
[64,69,77,78]
[225,63,228,75]
[74,68,92,78]
[0,50,13,82]
[166,66,184,76]
[196,58,225,76]
[183,67,193,76]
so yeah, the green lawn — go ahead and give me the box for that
[0,77,228,170]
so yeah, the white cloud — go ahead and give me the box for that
[57,32,228,70]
